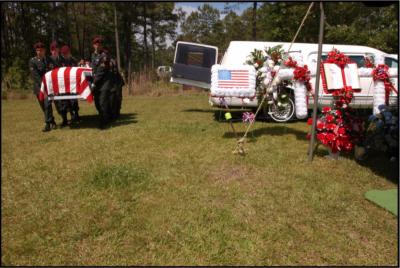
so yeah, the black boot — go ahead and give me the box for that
[50,120,57,129]
[72,111,81,123]
[42,123,51,132]
[60,115,68,128]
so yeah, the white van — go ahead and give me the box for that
[171,41,398,122]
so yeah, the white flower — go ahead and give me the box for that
[254,63,259,68]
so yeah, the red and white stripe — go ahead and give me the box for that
[218,70,249,88]
[39,67,93,102]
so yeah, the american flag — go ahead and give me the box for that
[39,67,93,102]
[217,69,249,88]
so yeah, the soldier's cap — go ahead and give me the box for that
[50,41,59,50]
[60,45,70,55]
[92,36,103,45]
[34,42,45,49]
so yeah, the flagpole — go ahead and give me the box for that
[308,2,325,162]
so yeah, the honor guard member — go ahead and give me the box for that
[91,37,113,129]
[29,42,57,132]
[49,41,69,127]
[60,45,81,123]
[49,41,63,69]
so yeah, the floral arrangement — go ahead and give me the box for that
[307,106,363,153]
[363,104,398,160]
[245,45,289,109]
[372,64,398,105]
[308,48,363,155]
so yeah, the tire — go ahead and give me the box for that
[268,96,296,123]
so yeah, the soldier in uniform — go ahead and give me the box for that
[60,45,80,123]
[49,41,69,127]
[90,37,113,129]
[29,42,57,132]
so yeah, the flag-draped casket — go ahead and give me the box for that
[39,67,93,102]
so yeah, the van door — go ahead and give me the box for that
[171,41,218,89]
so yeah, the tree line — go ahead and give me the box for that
[1,2,398,92]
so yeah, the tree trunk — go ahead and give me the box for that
[128,59,132,95]
[51,2,56,41]
[150,19,156,70]
[122,6,132,82]
[73,3,82,57]
[65,3,71,47]
[114,4,121,71]
[252,2,257,41]
[82,2,86,59]
[143,3,149,69]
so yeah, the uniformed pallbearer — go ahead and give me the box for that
[90,37,113,129]
[29,42,57,132]
[60,45,81,123]
[48,41,70,127]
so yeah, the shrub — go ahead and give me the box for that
[2,58,32,92]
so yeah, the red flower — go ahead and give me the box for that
[335,110,342,117]
[337,127,346,136]
[284,57,297,68]
[306,133,311,140]
[316,121,325,130]
[322,107,331,113]
[326,123,337,131]
[307,118,313,125]
[316,133,328,145]
[326,114,335,123]
[326,133,336,142]
[293,66,310,82]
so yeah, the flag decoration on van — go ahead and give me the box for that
[211,65,256,98]
[39,67,93,102]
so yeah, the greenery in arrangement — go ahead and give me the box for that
[245,45,290,110]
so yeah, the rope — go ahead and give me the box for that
[234,2,315,155]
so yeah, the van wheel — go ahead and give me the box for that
[268,97,295,123]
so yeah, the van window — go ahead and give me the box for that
[385,57,398,68]
[175,43,216,68]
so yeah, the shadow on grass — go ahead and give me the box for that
[69,113,138,129]
[313,145,399,184]
[182,108,306,124]
[222,125,309,141]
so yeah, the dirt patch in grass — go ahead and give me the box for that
[208,162,253,184]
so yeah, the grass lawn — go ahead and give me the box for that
[1,92,398,265]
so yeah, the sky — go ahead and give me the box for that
[166,2,253,46]
[175,2,253,18]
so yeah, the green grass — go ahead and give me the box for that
[1,92,398,265]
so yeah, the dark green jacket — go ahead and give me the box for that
[29,56,51,95]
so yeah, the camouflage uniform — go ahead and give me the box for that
[29,56,56,127]
[91,49,113,128]
[48,55,70,125]
[60,56,80,122]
